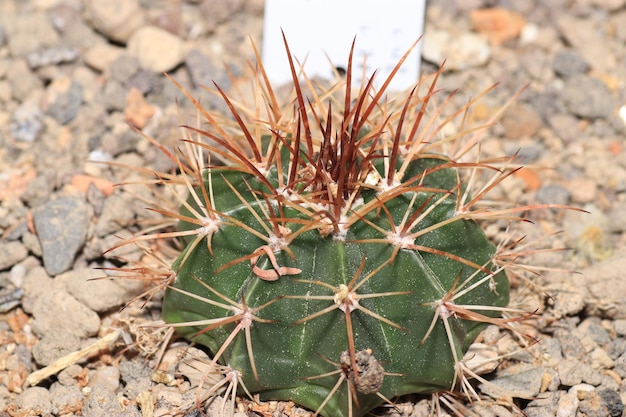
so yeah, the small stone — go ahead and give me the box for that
[556,391,579,417]
[555,329,587,360]
[598,388,624,417]
[501,103,543,140]
[582,253,626,319]
[480,364,546,399]
[90,366,121,392]
[535,184,571,206]
[590,347,615,370]
[32,333,81,366]
[82,385,123,416]
[64,267,144,313]
[10,100,44,142]
[124,87,156,129]
[198,0,245,33]
[557,358,584,387]
[84,43,125,73]
[6,13,60,56]
[85,0,144,43]
[26,46,79,69]
[185,49,219,89]
[552,50,590,78]
[33,196,90,276]
[7,59,43,102]
[16,387,53,415]
[102,80,127,112]
[95,194,136,237]
[470,7,526,46]
[0,241,28,271]
[567,177,597,204]
[563,75,615,119]
[614,319,626,336]
[422,29,491,71]
[49,383,83,415]
[109,55,140,83]
[127,26,184,73]
[44,77,83,125]
[579,390,614,417]
[32,290,100,339]
[557,15,615,72]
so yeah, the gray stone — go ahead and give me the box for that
[26,46,79,69]
[552,50,590,78]
[95,194,135,237]
[32,290,100,339]
[185,49,220,89]
[16,387,53,415]
[0,240,28,271]
[64,267,144,313]
[10,100,44,142]
[598,388,624,417]
[49,383,83,416]
[480,364,546,399]
[564,75,615,119]
[46,80,83,125]
[557,358,584,386]
[32,333,81,366]
[33,196,90,276]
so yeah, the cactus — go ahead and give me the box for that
[112,37,558,417]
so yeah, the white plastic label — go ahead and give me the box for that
[262,0,426,91]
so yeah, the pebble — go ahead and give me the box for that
[422,29,491,71]
[26,46,79,69]
[535,184,571,206]
[83,43,125,73]
[470,7,526,46]
[598,388,624,416]
[49,383,83,415]
[127,26,185,73]
[582,253,626,319]
[480,364,546,399]
[84,0,144,43]
[64,267,144,313]
[31,290,100,339]
[552,50,590,78]
[95,193,136,237]
[563,75,615,119]
[198,0,246,34]
[33,196,90,276]
[501,103,543,140]
[10,100,44,142]
[567,177,598,203]
[90,365,121,392]
[109,55,140,84]
[44,77,83,125]
[31,332,81,366]
[16,386,53,415]
[557,358,585,387]
[556,391,579,417]
[124,87,156,129]
[0,240,28,271]
[556,15,615,72]
[5,12,60,56]
[185,49,221,89]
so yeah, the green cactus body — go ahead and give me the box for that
[163,146,509,416]
[155,38,514,417]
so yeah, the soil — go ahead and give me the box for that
[1,0,626,416]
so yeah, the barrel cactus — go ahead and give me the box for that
[115,38,547,417]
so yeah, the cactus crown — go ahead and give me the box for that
[110,36,563,417]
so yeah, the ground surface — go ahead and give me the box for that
[1,0,626,416]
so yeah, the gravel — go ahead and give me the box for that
[1,0,625,416]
